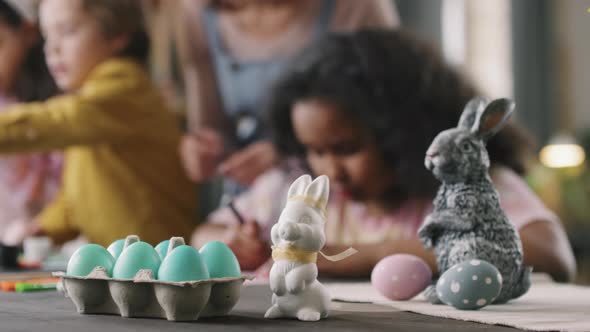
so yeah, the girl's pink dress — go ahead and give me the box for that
[0,95,62,245]
[208,166,560,246]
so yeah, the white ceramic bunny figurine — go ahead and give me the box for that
[264,174,331,321]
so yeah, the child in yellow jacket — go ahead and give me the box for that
[0,0,196,247]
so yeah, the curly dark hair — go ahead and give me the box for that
[267,28,533,200]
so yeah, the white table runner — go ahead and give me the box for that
[326,274,590,332]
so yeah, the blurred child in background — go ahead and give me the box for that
[0,0,61,245]
[191,29,577,282]
[177,0,399,216]
[0,0,195,247]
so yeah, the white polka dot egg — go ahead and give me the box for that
[436,259,502,310]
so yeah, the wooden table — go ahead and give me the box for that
[0,283,522,331]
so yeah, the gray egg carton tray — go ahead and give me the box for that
[54,267,250,321]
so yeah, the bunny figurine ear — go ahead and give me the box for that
[304,175,330,212]
[472,98,515,140]
[288,174,312,200]
[458,97,488,130]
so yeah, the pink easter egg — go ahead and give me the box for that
[371,254,432,301]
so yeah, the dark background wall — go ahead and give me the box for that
[394,0,555,146]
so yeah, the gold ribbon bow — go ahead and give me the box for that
[271,245,358,264]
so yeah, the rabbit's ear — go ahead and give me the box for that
[288,174,312,199]
[458,97,487,130]
[472,98,515,140]
[305,175,330,211]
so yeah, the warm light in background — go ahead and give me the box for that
[539,134,586,168]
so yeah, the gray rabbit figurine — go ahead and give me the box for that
[418,97,531,304]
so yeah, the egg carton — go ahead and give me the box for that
[54,267,250,321]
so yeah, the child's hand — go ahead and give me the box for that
[1,219,45,246]
[218,141,278,186]
[224,221,270,271]
[179,129,224,182]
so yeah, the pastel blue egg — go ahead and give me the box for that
[106,239,125,260]
[155,240,170,260]
[158,245,210,282]
[67,244,115,277]
[199,241,241,278]
[113,241,161,279]
[436,259,502,310]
